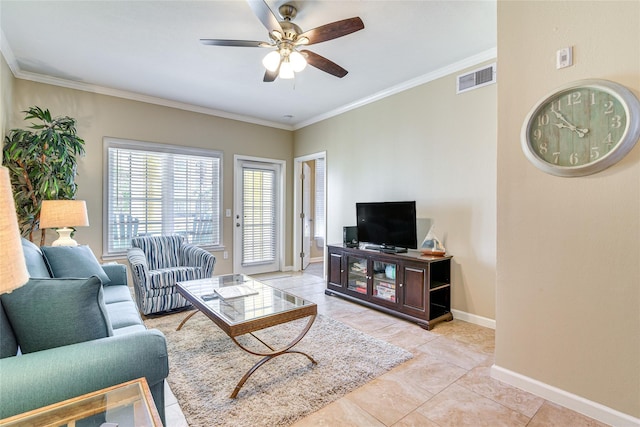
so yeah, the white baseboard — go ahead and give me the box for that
[451,309,496,329]
[491,365,640,427]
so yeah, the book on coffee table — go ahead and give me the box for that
[214,284,259,300]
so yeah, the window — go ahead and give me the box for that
[314,158,325,241]
[104,138,222,256]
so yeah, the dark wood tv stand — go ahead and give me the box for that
[325,244,453,330]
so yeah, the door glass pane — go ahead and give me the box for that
[242,167,276,266]
[372,261,397,302]
[314,158,325,240]
[347,255,368,294]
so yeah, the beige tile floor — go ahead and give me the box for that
[163,264,610,427]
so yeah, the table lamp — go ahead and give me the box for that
[0,166,29,294]
[39,200,89,246]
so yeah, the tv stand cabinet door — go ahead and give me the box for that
[327,248,346,291]
[400,263,429,320]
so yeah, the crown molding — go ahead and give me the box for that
[293,47,497,130]
[12,69,294,131]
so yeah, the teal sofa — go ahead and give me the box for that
[0,239,169,423]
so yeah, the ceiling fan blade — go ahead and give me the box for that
[263,65,280,82]
[247,0,283,35]
[299,17,364,45]
[301,50,348,78]
[200,39,265,48]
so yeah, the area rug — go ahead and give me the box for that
[144,311,413,427]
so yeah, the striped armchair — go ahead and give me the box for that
[127,235,216,315]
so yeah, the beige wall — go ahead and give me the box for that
[294,63,498,320]
[1,54,14,141]
[8,79,294,272]
[496,0,639,418]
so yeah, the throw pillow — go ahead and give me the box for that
[41,245,110,285]
[0,302,18,358]
[0,277,113,353]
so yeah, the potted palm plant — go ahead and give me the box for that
[2,106,85,245]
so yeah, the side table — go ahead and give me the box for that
[0,377,162,427]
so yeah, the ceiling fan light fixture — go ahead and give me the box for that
[289,51,307,72]
[270,30,283,41]
[279,60,295,79]
[262,50,281,72]
[199,2,364,82]
[295,36,310,46]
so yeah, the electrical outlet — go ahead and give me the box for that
[223,251,228,259]
[557,47,573,69]
[225,209,231,217]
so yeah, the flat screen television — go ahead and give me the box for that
[356,201,417,253]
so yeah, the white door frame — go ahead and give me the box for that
[293,151,326,273]
[233,155,286,274]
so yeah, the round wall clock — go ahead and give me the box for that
[521,79,640,177]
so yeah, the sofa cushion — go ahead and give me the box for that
[102,285,134,304]
[21,238,51,278]
[106,301,143,330]
[0,277,113,353]
[0,302,18,358]
[41,245,111,285]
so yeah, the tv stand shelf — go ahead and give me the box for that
[325,244,453,330]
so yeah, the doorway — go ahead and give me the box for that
[293,152,327,277]
[233,156,285,274]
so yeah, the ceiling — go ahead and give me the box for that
[0,1,496,130]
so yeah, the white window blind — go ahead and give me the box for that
[242,167,276,266]
[105,139,221,256]
[314,158,325,240]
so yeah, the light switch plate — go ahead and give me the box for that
[557,47,573,69]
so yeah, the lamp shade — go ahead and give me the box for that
[279,60,294,79]
[39,200,89,229]
[39,200,89,246]
[0,166,29,294]
[262,51,281,72]
[289,51,307,72]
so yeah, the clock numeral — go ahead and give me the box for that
[590,146,600,160]
[538,141,548,154]
[603,101,614,114]
[553,100,562,111]
[569,152,580,165]
[533,129,542,140]
[553,152,560,164]
[603,133,614,150]
[537,114,550,126]
[610,115,622,128]
[591,92,597,105]
[567,92,582,106]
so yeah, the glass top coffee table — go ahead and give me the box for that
[176,274,317,398]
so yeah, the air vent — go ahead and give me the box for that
[457,63,496,94]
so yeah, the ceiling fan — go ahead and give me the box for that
[200,0,364,82]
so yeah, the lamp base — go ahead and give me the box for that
[52,227,79,246]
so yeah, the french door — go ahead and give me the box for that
[233,157,283,274]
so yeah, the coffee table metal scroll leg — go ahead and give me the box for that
[176,309,199,331]
[230,314,317,398]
